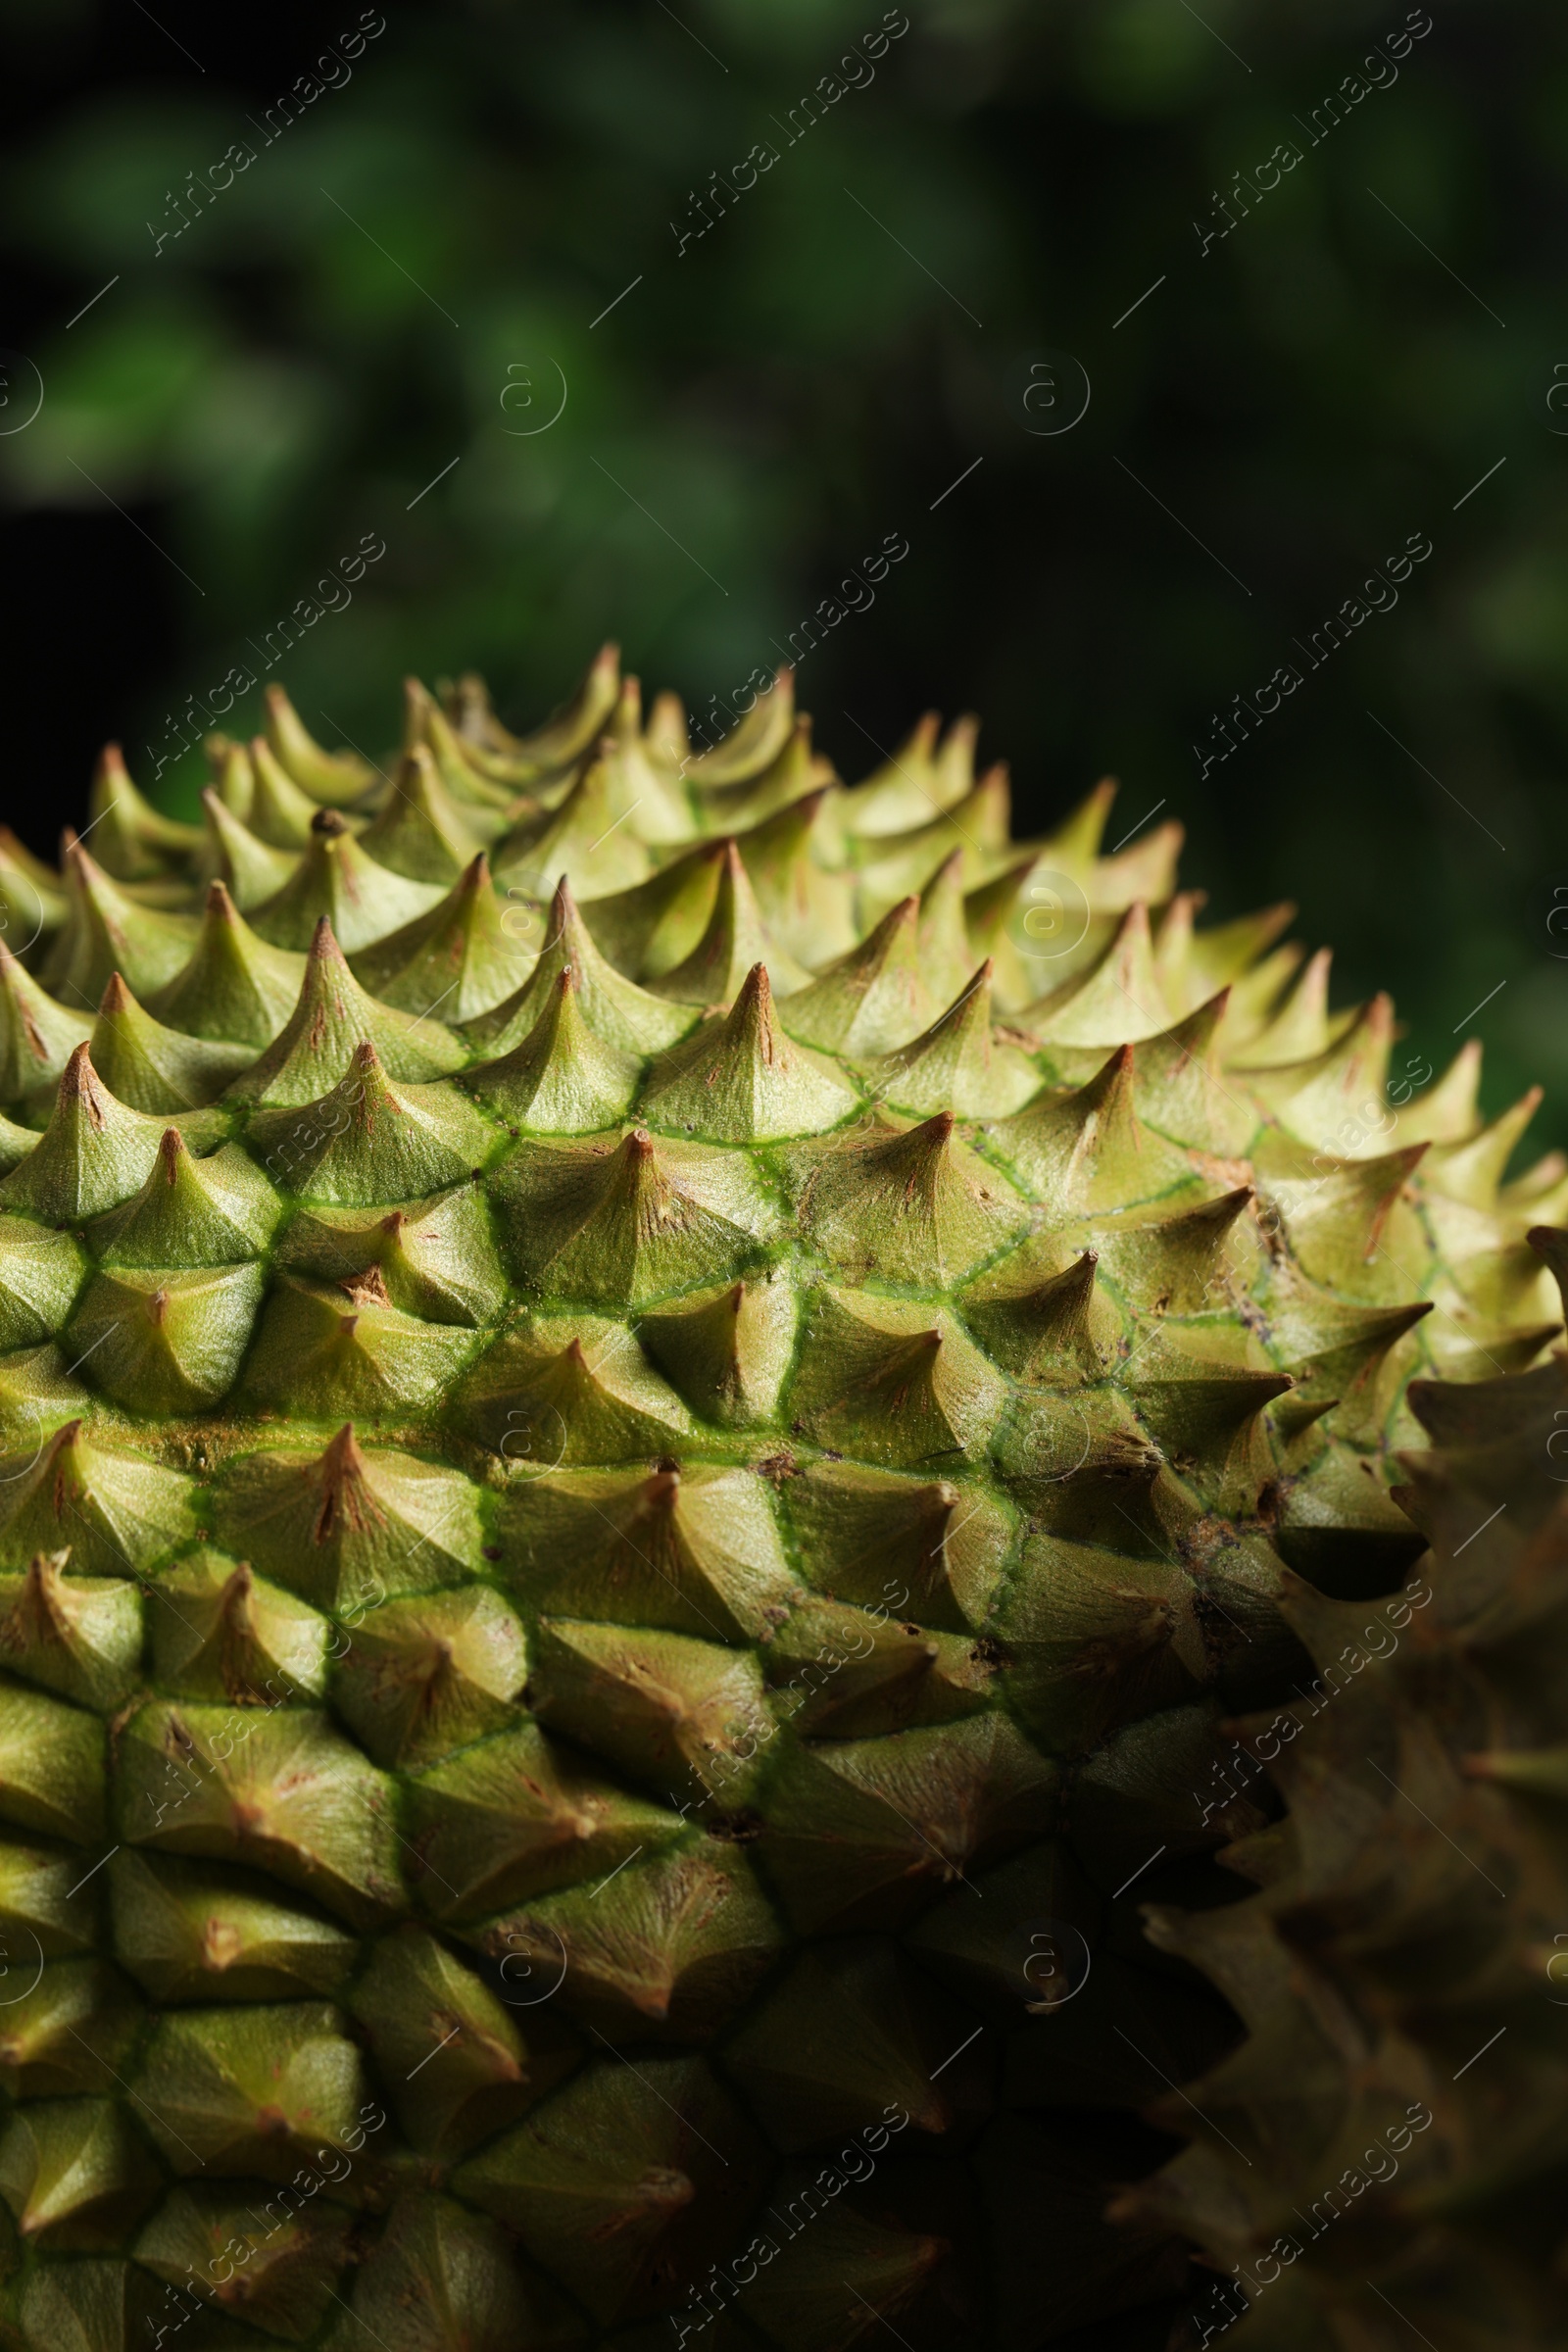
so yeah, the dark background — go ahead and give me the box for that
[3,0,1565,1140]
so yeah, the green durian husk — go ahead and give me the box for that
[0,646,1549,2352]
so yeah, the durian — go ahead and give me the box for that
[0,648,1552,2350]
[1119,1224,1568,2352]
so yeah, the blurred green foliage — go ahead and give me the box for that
[4,0,1566,1141]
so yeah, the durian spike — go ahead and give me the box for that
[964,854,1114,1015]
[206,731,255,817]
[0,1041,216,1221]
[492,755,654,902]
[839,710,946,837]
[489,1123,773,1309]
[0,940,92,1104]
[1216,937,1306,1053]
[1178,899,1296,1005]
[792,1105,1030,1287]
[248,808,444,956]
[853,764,1011,908]
[992,1040,1198,1211]
[245,733,322,848]
[636,1276,797,1427]
[42,833,198,1008]
[932,710,982,806]
[274,1187,505,1326]
[915,848,979,1006]
[859,959,1039,1119]
[779,894,933,1056]
[731,785,858,964]
[421,693,535,809]
[685,665,796,786]
[246,1036,495,1206]
[1245,993,1396,1154]
[351,852,522,1025]
[643,686,690,767]
[578,836,728,980]
[1088,813,1185,910]
[91,1125,281,1267]
[197,788,300,911]
[0,827,66,954]
[1020,902,1173,1048]
[594,673,695,844]
[465,873,694,1055]
[403,672,439,758]
[147,878,306,1048]
[86,743,202,882]
[357,746,498,879]
[1035,774,1119,868]
[224,914,466,1105]
[640,962,858,1141]
[645,839,810,1005]
[1149,888,1205,1007]
[0,1546,141,1712]
[1419,1087,1543,1210]
[695,715,837,837]
[263,680,375,805]
[478,640,620,766]
[465,963,641,1132]
[149,1551,327,1704]
[1399,1038,1484,1146]
[88,972,250,1111]
[1233,944,1334,1067]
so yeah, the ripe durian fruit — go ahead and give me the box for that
[0,649,1552,2349]
[1119,1225,1568,2352]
